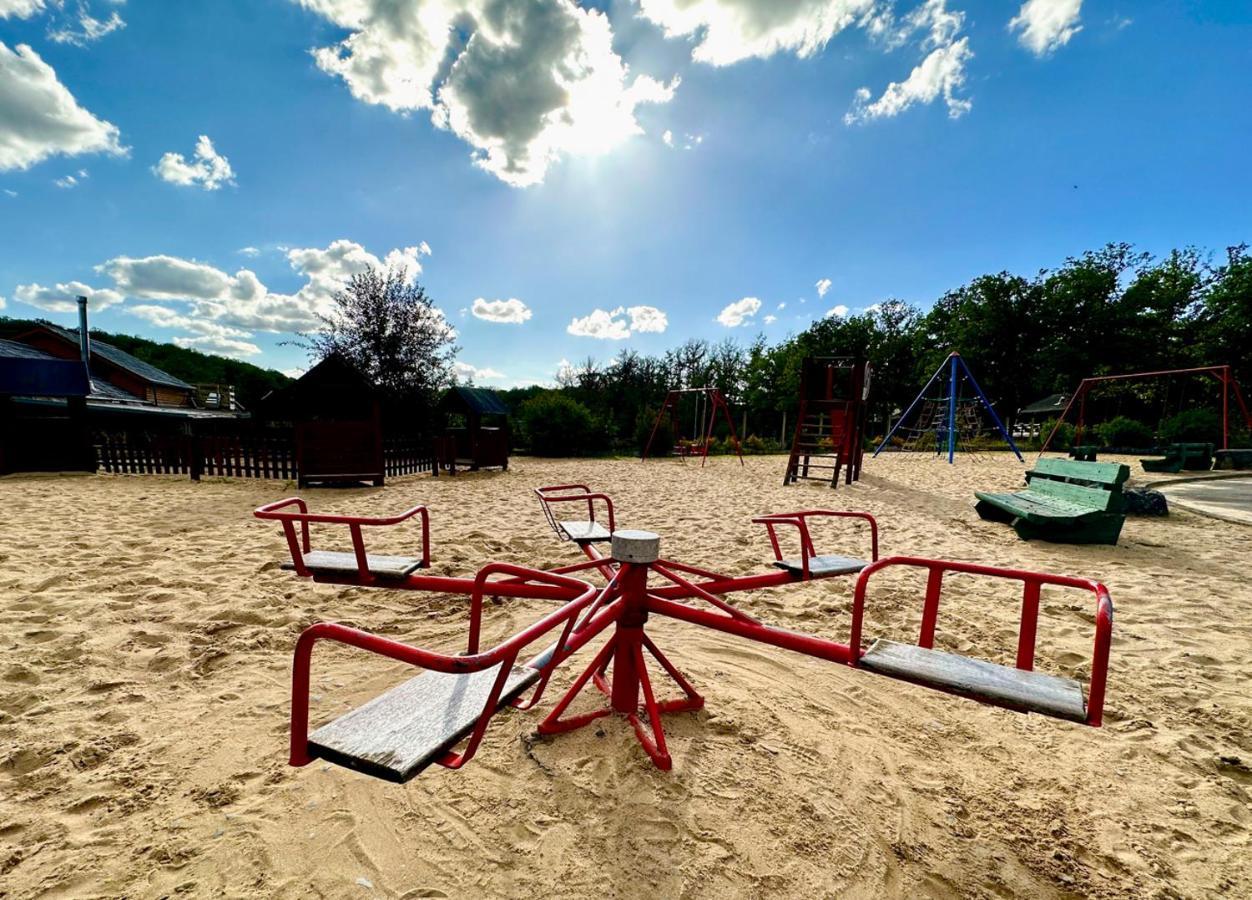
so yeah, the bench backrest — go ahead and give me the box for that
[1026,458,1130,512]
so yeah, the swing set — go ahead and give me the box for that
[641,387,744,465]
[255,487,1114,783]
[1039,364,1252,454]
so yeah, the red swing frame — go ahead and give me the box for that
[641,387,745,466]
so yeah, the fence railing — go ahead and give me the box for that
[94,429,433,482]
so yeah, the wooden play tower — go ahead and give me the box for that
[783,357,871,488]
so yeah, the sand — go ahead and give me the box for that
[1,453,1250,898]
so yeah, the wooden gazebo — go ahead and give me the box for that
[261,355,384,487]
[436,387,509,474]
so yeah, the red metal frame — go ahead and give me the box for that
[1040,364,1252,453]
[642,387,745,467]
[275,491,1113,779]
[848,557,1112,726]
[255,497,431,583]
[533,484,617,540]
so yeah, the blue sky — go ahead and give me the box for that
[1,1,1249,385]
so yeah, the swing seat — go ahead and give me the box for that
[773,554,868,578]
[281,551,425,579]
[307,664,542,783]
[859,640,1088,722]
[558,520,612,543]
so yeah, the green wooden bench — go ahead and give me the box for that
[1140,442,1214,474]
[974,457,1131,545]
[1069,445,1099,461]
[1215,449,1252,470]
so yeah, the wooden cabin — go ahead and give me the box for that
[437,387,509,474]
[259,355,384,487]
[15,322,197,407]
[0,339,94,474]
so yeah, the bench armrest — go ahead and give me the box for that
[254,497,431,578]
[290,566,597,770]
[850,556,1112,726]
[752,510,879,579]
[535,484,616,539]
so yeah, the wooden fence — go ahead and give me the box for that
[94,429,433,481]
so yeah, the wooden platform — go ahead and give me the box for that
[558,520,612,542]
[859,639,1087,722]
[308,664,542,782]
[282,550,425,579]
[773,554,868,578]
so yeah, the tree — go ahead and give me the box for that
[299,266,458,405]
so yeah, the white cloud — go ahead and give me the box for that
[173,335,262,359]
[568,307,632,340]
[1010,0,1082,55]
[0,295,6,309]
[815,277,832,297]
[471,297,531,324]
[14,279,123,312]
[154,135,235,190]
[628,305,667,333]
[845,37,972,123]
[297,0,677,187]
[0,1,47,19]
[566,305,666,339]
[827,304,849,317]
[662,129,674,147]
[3,188,16,197]
[0,41,126,171]
[282,366,307,379]
[637,0,876,66]
[54,172,79,188]
[717,296,762,327]
[763,314,777,324]
[48,7,125,46]
[453,360,505,382]
[238,246,261,257]
[777,301,786,310]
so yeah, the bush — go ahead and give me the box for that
[1034,418,1075,451]
[744,434,782,454]
[1095,416,1155,449]
[1160,408,1222,444]
[518,391,603,456]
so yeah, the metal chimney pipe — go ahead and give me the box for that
[77,295,91,374]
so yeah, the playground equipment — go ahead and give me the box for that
[783,357,870,488]
[255,498,430,583]
[258,491,1114,782]
[1040,365,1252,455]
[642,388,744,466]
[975,458,1130,545]
[875,352,1023,464]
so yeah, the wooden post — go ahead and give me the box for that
[189,427,202,482]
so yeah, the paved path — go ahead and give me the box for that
[1158,476,1252,525]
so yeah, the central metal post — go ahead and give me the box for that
[609,530,660,714]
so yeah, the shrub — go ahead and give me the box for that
[1160,408,1222,444]
[744,434,782,454]
[1095,416,1155,449]
[518,391,602,456]
[1035,418,1075,451]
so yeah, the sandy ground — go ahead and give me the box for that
[1,453,1250,899]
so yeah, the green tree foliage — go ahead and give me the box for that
[494,241,1251,457]
[1096,416,1156,449]
[298,265,457,405]
[517,392,602,456]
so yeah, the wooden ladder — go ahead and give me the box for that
[784,402,848,486]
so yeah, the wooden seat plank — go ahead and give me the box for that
[773,554,868,578]
[282,550,425,579]
[558,520,612,542]
[308,664,542,782]
[859,639,1086,723]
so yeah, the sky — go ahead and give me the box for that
[1,1,1250,386]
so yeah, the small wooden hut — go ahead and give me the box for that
[0,339,93,474]
[437,387,509,474]
[261,355,384,487]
